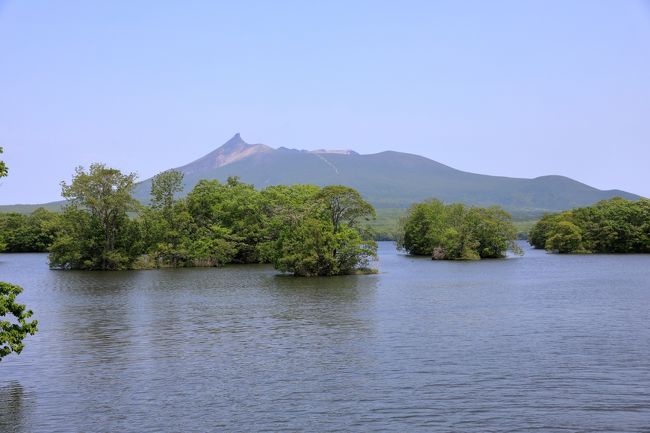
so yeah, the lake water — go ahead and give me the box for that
[1,242,649,432]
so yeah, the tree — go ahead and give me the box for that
[27,208,61,251]
[44,166,379,274]
[316,185,375,233]
[545,220,583,253]
[50,164,140,270]
[0,149,38,361]
[257,184,321,262]
[398,200,520,260]
[138,170,189,266]
[333,225,378,273]
[269,185,377,276]
[397,200,447,255]
[529,198,650,254]
[272,217,376,276]
[273,217,339,276]
[186,177,264,263]
[150,169,184,215]
[528,213,561,249]
[0,208,61,252]
[0,282,38,361]
[438,203,480,260]
[0,213,28,252]
[472,206,522,258]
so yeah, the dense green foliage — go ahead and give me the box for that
[0,282,38,361]
[0,148,38,361]
[266,185,377,276]
[43,165,377,276]
[138,175,258,268]
[363,209,534,242]
[49,164,140,270]
[0,208,61,252]
[397,199,521,260]
[150,169,184,211]
[528,198,650,253]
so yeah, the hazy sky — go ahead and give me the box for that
[1,0,649,204]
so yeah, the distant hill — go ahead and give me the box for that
[133,134,639,215]
[2,133,641,218]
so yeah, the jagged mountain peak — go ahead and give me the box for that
[221,133,245,148]
[136,134,642,216]
[179,134,273,173]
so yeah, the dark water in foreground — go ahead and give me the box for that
[1,242,649,432]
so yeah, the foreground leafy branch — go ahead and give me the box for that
[1,281,38,361]
[0,148,38,360]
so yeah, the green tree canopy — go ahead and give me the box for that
[268,185,377,276]
[186,176,264,263]
[398,200,520,260]
[528,213,562,249]
[545,220,583,253]
[0,208,61,252]
[50,164,140,270]
[46,164,378,275]
[316,185,376,233]
[150,169,184,213]
[528,197,650,254]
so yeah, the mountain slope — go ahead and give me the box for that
[131,134,640,214]
[2,134,641,217]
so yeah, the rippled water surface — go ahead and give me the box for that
[1,242,649,432]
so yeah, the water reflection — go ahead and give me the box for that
[0,382,30,433]
[267,274,378,331]
[1,247,650,432]
[270,273,377,298]
[54,276,134,364]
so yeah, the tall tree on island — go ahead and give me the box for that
[49,163,140,270]
[150,169,184,216]
[0,147,38,361]
[269,185,378,276]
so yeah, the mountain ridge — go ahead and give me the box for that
[135,134,639,213]
[0,134,641,218]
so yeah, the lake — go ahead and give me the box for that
[1,242,649,432]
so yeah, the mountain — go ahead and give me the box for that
[2,133,641,218]
[130,134,639,217]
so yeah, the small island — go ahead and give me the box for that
[529,197,650,253]
[0,164,378,277]
[397,199,521,260]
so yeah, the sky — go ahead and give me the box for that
[0,0,649,204]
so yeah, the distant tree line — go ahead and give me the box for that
[529,197,650,253]
[0,208,61,252]
[1,164,377,276]
[397,199,521,259]
[11,166,648,277]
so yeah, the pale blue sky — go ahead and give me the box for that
[1,0,649,204]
